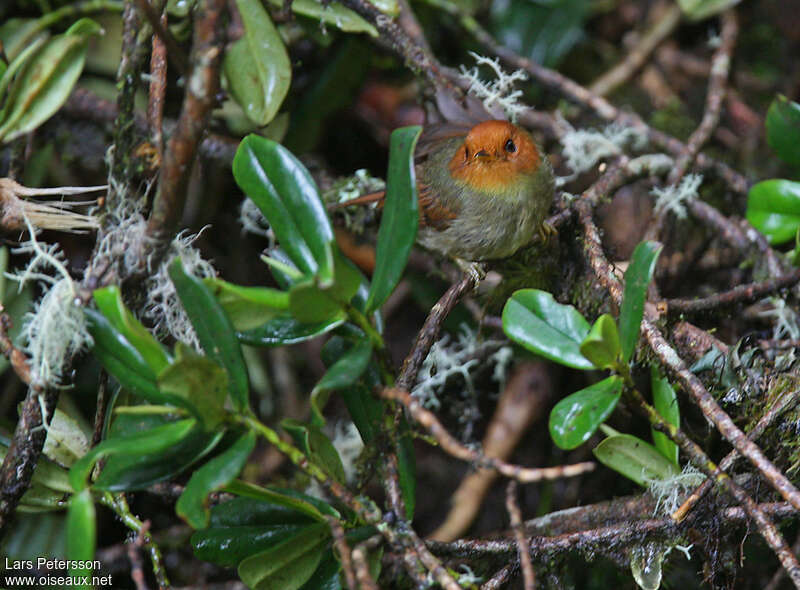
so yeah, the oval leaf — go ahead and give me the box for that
[233,135,334,279]
[502,289,594,370]
[365,125,422,312]
[226,0,291,126]
[619,241,661,363]
[266,0,377,36]
[579,313,620,370]
[650,367,680,466]
[169,258,250,412]
[746,179,800,245]
[549,376,623,449]
[593,434,681,487]
[205,277,289,331]
[177,430,257,529]
[238,522,330,590]
[238,316,344,346]
[766,95,800,167]
[66,489,96,588]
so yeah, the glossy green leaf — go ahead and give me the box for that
[224,480,337,521]
[66,489,95,588]
[169,258,249,411]
[238,522,330,590]
[650,368,680,466]
[579,313,620,370]
[746,179,800,245]
[239,316,344,346]
[209,497,318,528]
[502,289,593,369]
[157,345,228,428]
[93,286,170,373]
[193,522,311,567]
[593,434,680,487]
[178,431,256,529]
[94,415,223,492]
[549,376,623,449]
[298,550,342,590]
[289,251,362,322]
[85,309,178,406]
[766,95,800,167]
[311,338,372,423]
[0,19,101,142]
[619,241,662,363]
[341,384,384,444]
[205,277,289,331]
[266,0,377,36]
[233,135,334,279]
[225,0,291,126]
[366,125,422,312]
[69,418,196,491]
[282,419,347,484]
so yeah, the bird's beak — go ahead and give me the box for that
[473,150,492,161]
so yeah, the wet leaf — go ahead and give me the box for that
[239,316,344,346]
[503,289,593,370]
[225,0,291,126]
[549,376,623,449]
[746,179,800,245]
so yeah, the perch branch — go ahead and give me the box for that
[134,0,189,76]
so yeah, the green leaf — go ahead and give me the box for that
[299,550,342,590]
[766,95,800,168]
[502,289,593,370]
[193,522,312,567]
[288,251,362,323]
[177,431,256,529]
[650,368,680,466]
[238,522,330,590]
[66,489,95,589]
[157,345,229,428]
[93,286,170,373]
[225,0,291,126]
[549,376,623,449]
[397,419,416,519]
[746,179,800,245]
[311,338,372,424]
[619,241,662,363]
[205,277,289,331]
[239,315,344,346]
[42,408,90,468]
[593,434,681,487]
[0,19,101,142]
[169,258,250,411]
[69,418,197,491]
[85,309,179,407]
[233,135,334,279]
[266,0,377,36]
[282,420,347,484]
[676,0,742,21]
[366,125,422,312]
[579,313,621,370]
[224,480,337,521]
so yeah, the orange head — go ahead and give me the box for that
[447,120,541,192]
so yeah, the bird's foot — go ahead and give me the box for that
[455,258,486,286]
[538,221,557,243]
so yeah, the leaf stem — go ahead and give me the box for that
[345,304,395,385]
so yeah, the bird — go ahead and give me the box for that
[333,118,555,281]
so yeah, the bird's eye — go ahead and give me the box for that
[504,139,517,153]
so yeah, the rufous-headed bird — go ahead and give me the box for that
[334,118,555,277]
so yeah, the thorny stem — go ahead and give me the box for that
[100,492,170,590]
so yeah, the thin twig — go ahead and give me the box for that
[352,535,382,590]
[589,4,683,97]
[147,9,168,158]
[135,0,189,76]
[666,268,800,316]
[328,517,358,590]
[506,482,536,590]
[127,520,151,590]
[382,388,595,483]
[668,10,738,184]
[480,564,514,590]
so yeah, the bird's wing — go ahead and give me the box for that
[329,183,456,231]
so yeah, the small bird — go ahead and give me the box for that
[334,118,555,278]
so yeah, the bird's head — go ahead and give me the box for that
[447,120,542,193]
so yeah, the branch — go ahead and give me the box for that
[506,481,536,590]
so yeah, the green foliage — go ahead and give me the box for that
[224,0,291,127]
[676,0,741,20]
[592,434,680,487]
[311,337,373,423]
[281,419,347,484]
[579,313,620,370]
[0,18,101,143]
[366,125,422,312]
[651,368,680,466]
[66,489,95,589]
[766,95,800,168]
[549,377,623,449]
[502,289,594,369]
[618,241,661,362]
[746,179,800,245]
